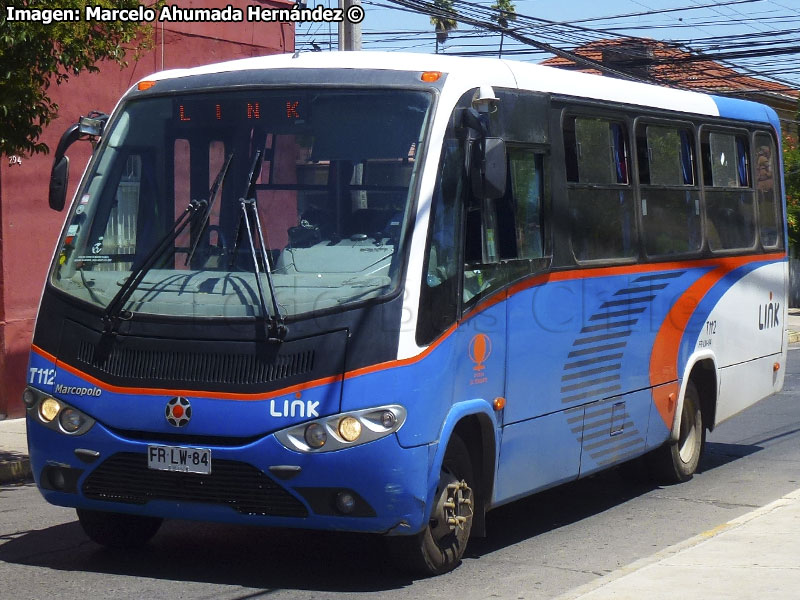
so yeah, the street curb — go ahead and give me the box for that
[553,487,800,600]
[0,457,32,485]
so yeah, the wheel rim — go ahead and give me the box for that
[678,397,698,464]
[429,470,473,544]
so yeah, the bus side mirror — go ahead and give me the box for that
[471,137,506,200]
[48,113,108,211]
[48,123,81,211]
[49,155,70,211]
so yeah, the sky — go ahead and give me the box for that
[294,0,800,88]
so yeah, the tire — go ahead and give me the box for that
[77,509,163,549]
[647,380,705,483]
[389,434,475,576]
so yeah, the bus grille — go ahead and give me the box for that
[77,340,315,386]
[82,453,308,517]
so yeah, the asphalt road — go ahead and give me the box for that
[2,347,800,600]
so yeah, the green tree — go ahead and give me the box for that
[0,1,157,157]
[784,130,800,248]
[431,0,458,53]
[491,0,516,58]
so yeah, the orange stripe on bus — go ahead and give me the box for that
[648,253,779,426]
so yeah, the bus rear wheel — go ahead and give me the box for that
[648,380,705,483]
[390,434,474,576]
[77,509,163,549]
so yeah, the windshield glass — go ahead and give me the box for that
[51,88,431,319]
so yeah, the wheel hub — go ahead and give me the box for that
[430,475,473,540]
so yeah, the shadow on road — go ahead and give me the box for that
[0,441,763,593]
[699,441,763,472]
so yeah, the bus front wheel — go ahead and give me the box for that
[77,508,163,549]
[648,380,705,483]
[390,434,475,576]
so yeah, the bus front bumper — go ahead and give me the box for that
[27,416,431,535]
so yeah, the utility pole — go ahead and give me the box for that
[338,0,362,50]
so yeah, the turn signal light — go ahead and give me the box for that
[774,362,781,372]
[493,397,506,411]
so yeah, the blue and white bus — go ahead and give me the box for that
[26,52,787,575]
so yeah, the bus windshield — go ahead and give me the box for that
[51,88,431,319]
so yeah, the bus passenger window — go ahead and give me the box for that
[564,116,635,262]
[755,133,782,249]
[702,131,756,251]
[637,124,701,257]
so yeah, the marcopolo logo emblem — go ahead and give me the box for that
[165,397,192,427]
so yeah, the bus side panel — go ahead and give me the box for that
[493,406,583,505]
[496,268,703,495]
[682,261,784,369]
[679,260,786,426]
[578,388,652,477]
[505,269,705,426]
[716,355,785,425]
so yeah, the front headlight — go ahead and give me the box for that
[24,386,95,436]
[337,416,362,442]
[275,404,406,453]
[39,397,61,422]
[59,408,88,433]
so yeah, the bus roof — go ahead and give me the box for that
[140,51,778,129]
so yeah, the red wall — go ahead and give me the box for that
[0,1,294,418]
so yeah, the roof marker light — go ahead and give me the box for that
[421,71,442,82]
[137,80,157,91]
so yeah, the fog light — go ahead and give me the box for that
[59,408,85,433]
[22,388,37,408]
[335,491,356,514]
[380,410,396,429]
[50,468,66,491]
[304,423,327,448]
[338,416,362,442]
[39,398,60,422]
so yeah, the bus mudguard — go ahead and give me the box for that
[421,399,500,527]
[671,349,718,443]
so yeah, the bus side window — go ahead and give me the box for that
[564,116,635,262]
[637,124,701,257]
[754,132,782,249]
[508,149,544,260]
[703,131,756,251]
[417,139,465,345]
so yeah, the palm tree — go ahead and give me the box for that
[491,0,516,58]
[431,0,458,53]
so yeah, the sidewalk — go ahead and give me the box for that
[556,488,800,600]
[0,416,29,484]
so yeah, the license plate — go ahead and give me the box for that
[147,445,211,474]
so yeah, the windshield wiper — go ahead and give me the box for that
[185,151,234,267]
[102,199,205,335]
[231,149,288,342]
